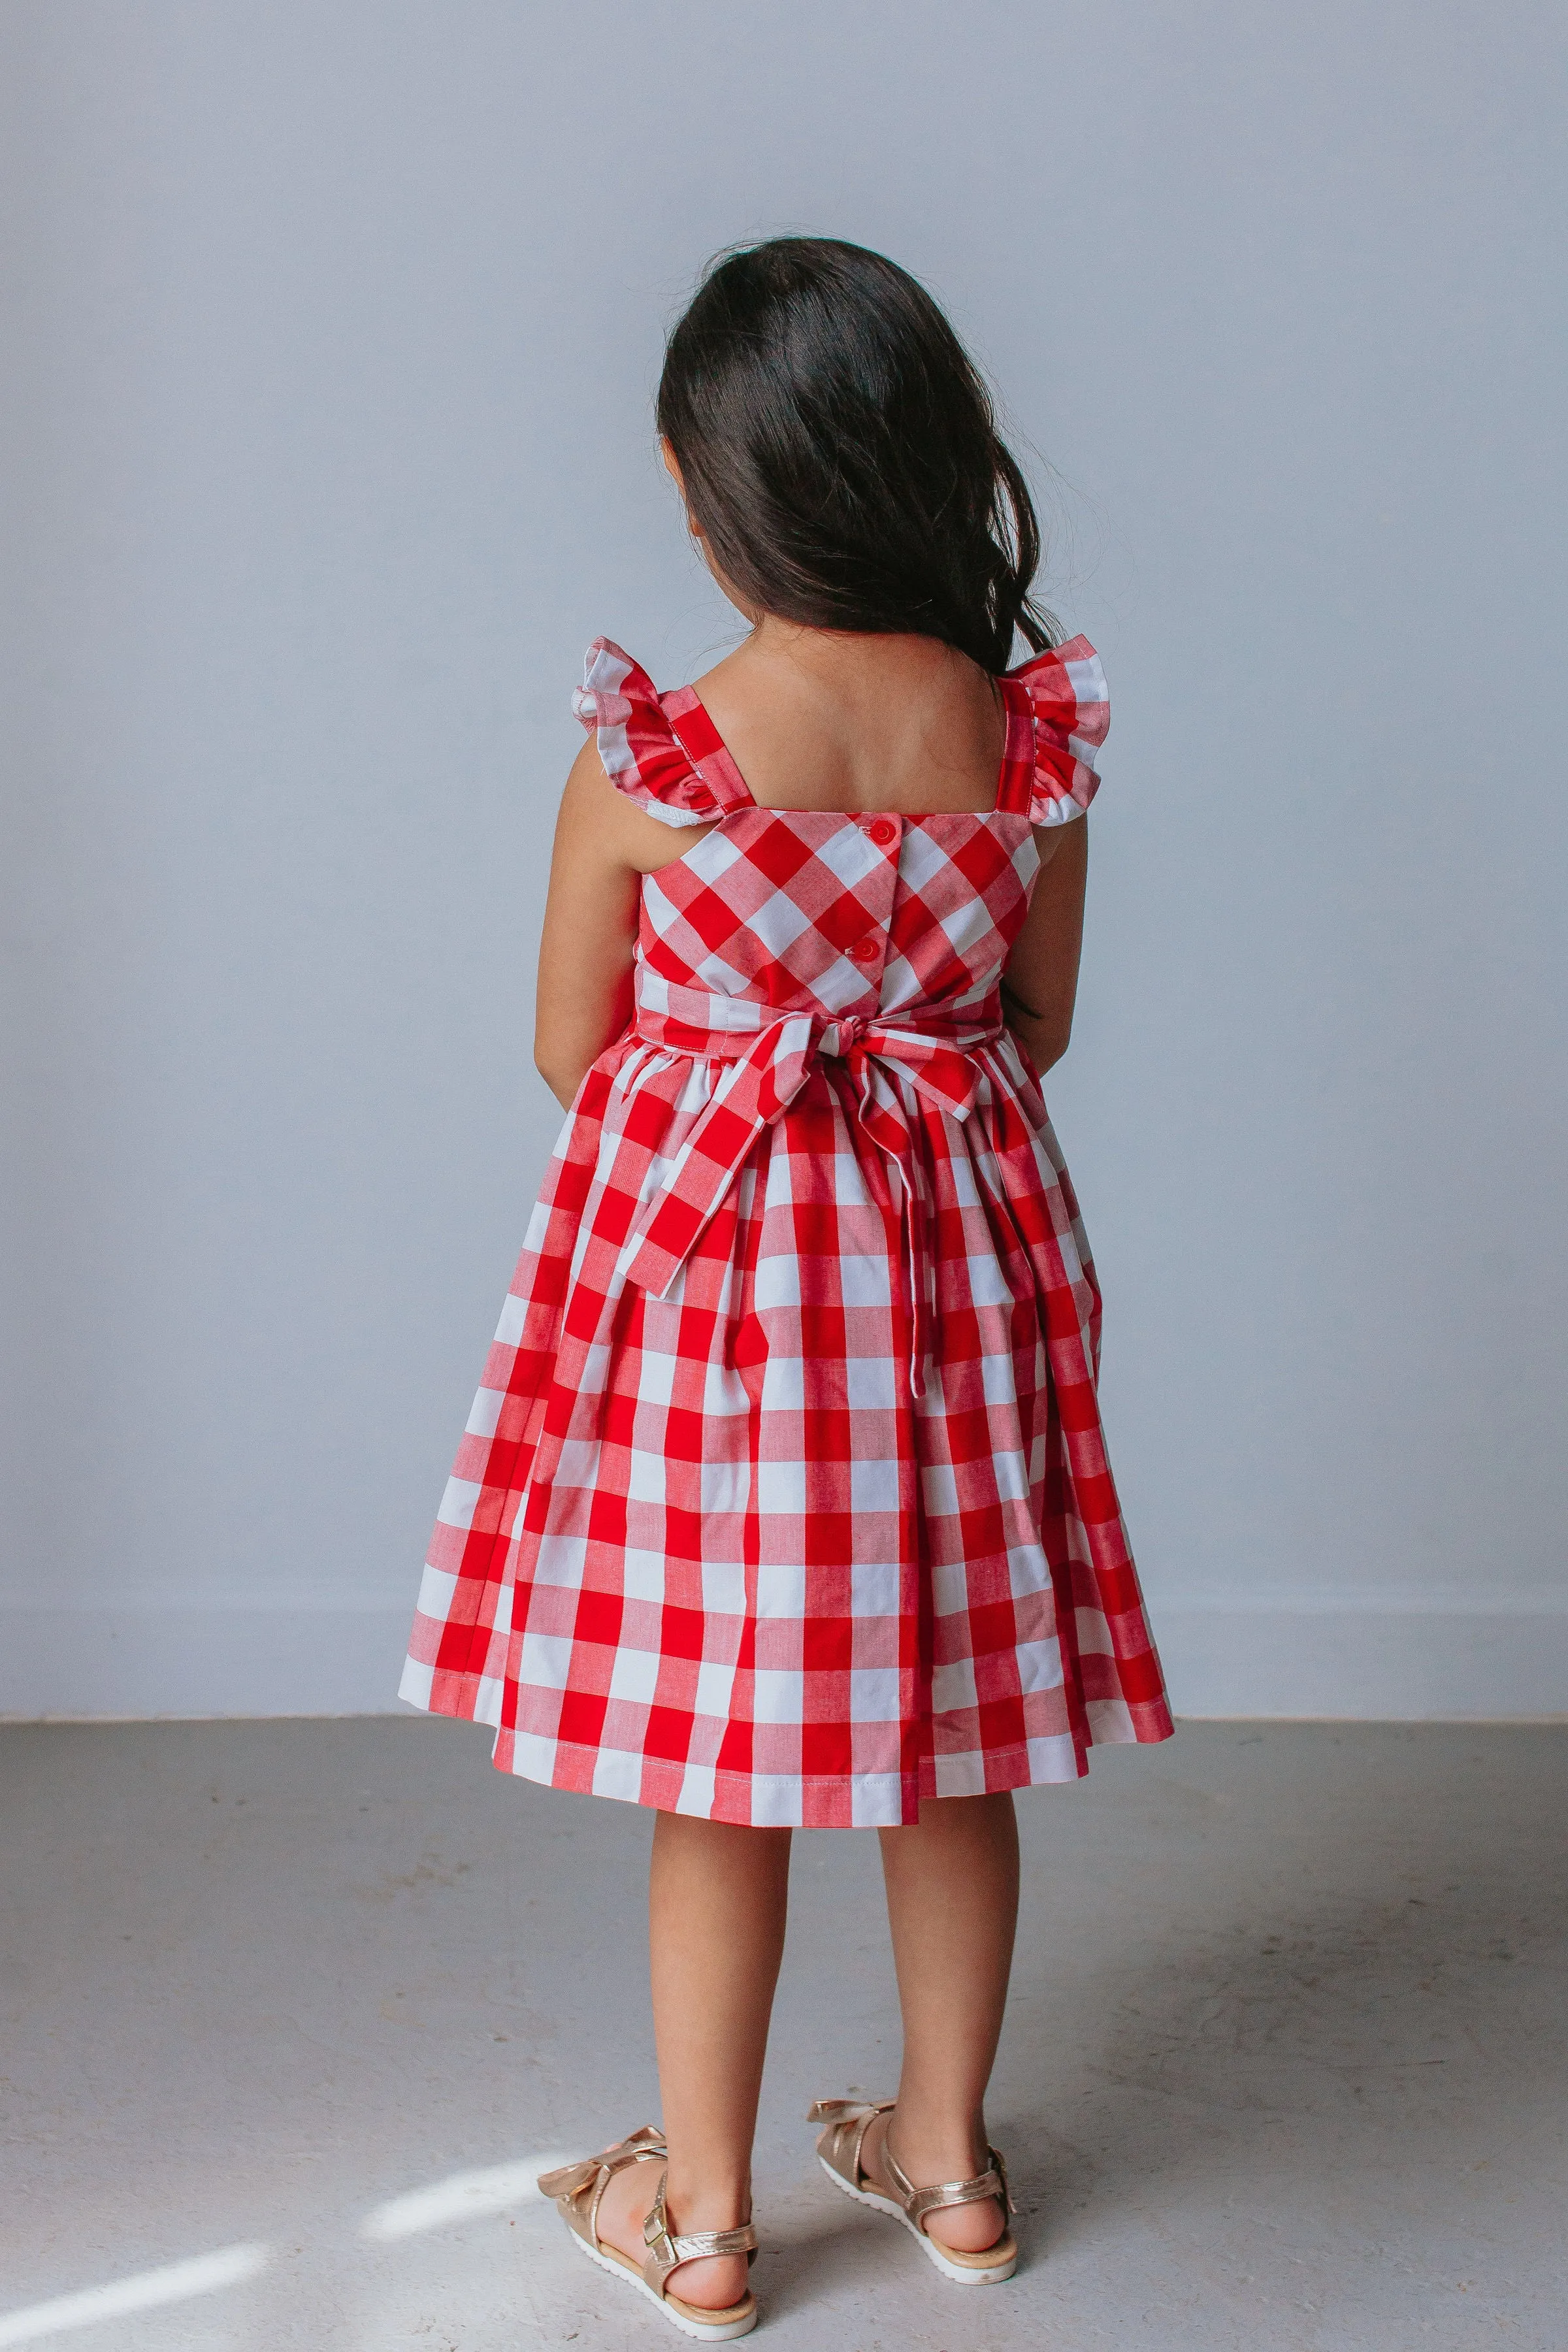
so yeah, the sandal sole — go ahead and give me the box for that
[817,2154,1018,2285]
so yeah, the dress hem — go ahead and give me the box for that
[399,1678,1175,1830]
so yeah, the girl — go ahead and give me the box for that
[401,237,1171,2340]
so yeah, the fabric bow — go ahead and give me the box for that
[536,2125,666,2204]
[617,1009,1000,1397]
[805,2097,889,2127]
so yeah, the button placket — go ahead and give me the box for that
[847,812,899,985]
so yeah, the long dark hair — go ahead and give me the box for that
[656,238,1054,674]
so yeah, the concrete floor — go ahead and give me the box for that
[1,1722,1565,2351]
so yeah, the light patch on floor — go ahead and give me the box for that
[361,2155,572,2240]
[0,2244,268,2347]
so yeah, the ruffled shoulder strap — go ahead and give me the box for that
[572,639,752,828]
[996,636,1109,825]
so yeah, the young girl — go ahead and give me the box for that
[401,237,1171,2340]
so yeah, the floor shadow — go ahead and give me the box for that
[991,1729,1568,2253]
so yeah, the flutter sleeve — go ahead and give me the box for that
[1008,636,1110,825]
[571,638,725,827]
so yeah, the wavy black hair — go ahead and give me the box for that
[656,238,1054,676]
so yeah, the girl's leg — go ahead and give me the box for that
[595,1810,792,2310]
[864,1789,1021,2253]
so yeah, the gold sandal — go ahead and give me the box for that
[808,2097,1018,2284]
[536,2127,760,2341]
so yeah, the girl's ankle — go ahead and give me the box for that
[661,2169,753,2232]
[880,2104,988,2187]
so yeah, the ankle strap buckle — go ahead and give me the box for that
[642,2170,759,2292]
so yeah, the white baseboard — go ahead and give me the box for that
[0,1602,1563,1722]
[0,1606,416,1720]
[1153,1604,1568,1720]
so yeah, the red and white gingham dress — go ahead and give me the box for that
[400,637,1173,1827]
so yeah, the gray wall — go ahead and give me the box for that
[3,1,1564,1719]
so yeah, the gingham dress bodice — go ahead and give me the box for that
[401,638,1171,1828]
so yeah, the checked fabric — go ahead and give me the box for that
[400,638,1173,1827]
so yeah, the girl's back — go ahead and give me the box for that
[691,630,1005,817]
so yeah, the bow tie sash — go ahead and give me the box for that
[617,1002,1002,1397]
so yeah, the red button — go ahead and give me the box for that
[849,938,879,964]
[868,818,898,847]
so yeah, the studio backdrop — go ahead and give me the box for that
[3,0,1564,1719]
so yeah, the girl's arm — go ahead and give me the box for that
[998,819,1088,1075]
[533,742,715,1108]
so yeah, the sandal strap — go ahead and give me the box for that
[642,2168,758,2294]
[806,2096,896,2191]
[883,2134,1015,2225]
[536,2125,668,2249]
[809,2097,1015,2226]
